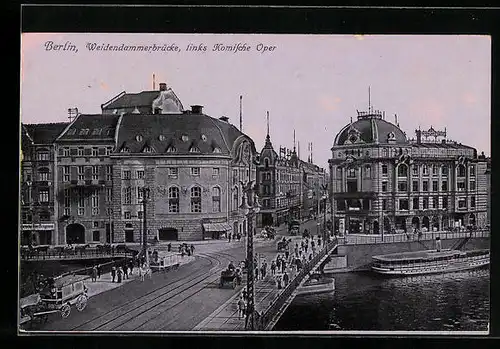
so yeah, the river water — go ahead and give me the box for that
[274,268,490,332]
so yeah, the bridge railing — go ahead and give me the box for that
[339,229,490,246]
[20,247,135,261]
[259,238,338,330]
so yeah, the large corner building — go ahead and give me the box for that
[329,107,488,236]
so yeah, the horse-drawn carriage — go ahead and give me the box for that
[219,269,242,289]
[19,275,89,329]
[277,238,291,252]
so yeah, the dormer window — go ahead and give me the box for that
[388,132,396,141]
[91,128,102,135]
[181,135,189,142]
[120,147,130,153]
[190,146,201,153]
[106,128,115,136]
[213,147,221,153]
[79,128,90,136]
[166,146,177,153]
[201,134,207,141]
[158,135,166,141]
[136,135,143,142]
[143,146,155,153]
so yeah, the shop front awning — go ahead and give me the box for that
[203,223,232,232]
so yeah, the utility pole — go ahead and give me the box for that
[141,187,151,264]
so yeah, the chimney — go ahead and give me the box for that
[159,82,167,91]
[191,105,203,114]
[219,116,229,122]
[416,129,422,144]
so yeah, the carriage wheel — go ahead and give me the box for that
[76,295,88,312]
[60,303,71,318]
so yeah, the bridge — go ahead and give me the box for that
[194,238,339,331]
[195,229,489,331]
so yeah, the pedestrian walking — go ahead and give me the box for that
[294,244,299,256]
[117,266,123,283]
[281,260,287,273]
[97,264,101,279]
[167,243,172,252]
[260,264,266,279]
[111,266,116,282]
[285,249,289,260]
[139,264,144,281]
[283,271,289,286]
[237,296,246,319]
[254,266,259,281]
[311,240,315,250]
[228,233,232,243]
[129,259,134,275]
[305,243,308,254]
[190,244,195,255]
[123,263,129,279]
[242,287,248,301]
[276,274,283,289]
[308,253,313,261]
[270,260,276,275]
[91,266,97,282]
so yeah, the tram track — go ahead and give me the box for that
[70,250,236,331]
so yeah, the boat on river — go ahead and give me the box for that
[296,274,335,296]
[372,248,490,276]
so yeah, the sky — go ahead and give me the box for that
[20,33,491,168]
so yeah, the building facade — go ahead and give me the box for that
[21,84,258,244]
[20,123,69,245]
[256,130,301,228]
[329,108,488,236]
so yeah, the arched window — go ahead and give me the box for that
[347,167,356,178]
[233,187,239,211]
[168,186,179,213]
[264,158,269,168]
[397,164,408,177]
[364,165,371,179]
[457,164,466,177]
[212,187,221,212]
[190,186,202,213]
[166,145,177,153]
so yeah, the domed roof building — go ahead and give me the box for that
[329,105,488,242]
[51,83,257,244]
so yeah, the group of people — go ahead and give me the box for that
[178,243,195,257]
[227,232,242,243]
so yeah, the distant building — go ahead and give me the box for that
[485,157,491,226]
[256,116,326,228]
[20,122,69,245]
[21,83,257,244]
[329,107,488,235]
[256,127,301,228]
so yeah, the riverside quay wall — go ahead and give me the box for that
[335,237,490,271]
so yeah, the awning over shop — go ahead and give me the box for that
[202,223,232,232]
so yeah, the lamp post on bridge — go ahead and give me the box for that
[239,180,261,331]
[139,187,151,265]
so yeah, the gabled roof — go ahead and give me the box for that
[57,114,119,141]
[115,112,249,155]
[22,122,69,144]
[102,91,160,110]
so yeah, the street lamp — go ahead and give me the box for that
[239,180,261,330]
[140,187,151,265]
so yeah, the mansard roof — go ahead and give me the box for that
[115,112,251,155]
[56,114,120,141]
[23,122,69,144]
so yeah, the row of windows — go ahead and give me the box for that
[122,168,221,180]
[61,165,113,181]
[382,180,476,192]
[338,164,476,178]
[120,145,222,154]
[62,146,114,157]
[379,196,476,211]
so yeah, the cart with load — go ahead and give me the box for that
[19,274,89,329]
[277,239,290,252]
